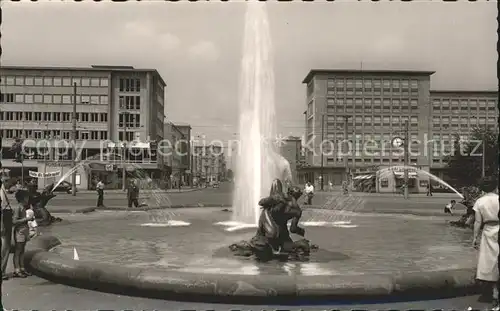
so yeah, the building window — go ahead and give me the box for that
[81,132,90,140]
[25,112,33,121]
[62,131,70,140]
[62,112,71,122]
[90,95,99,105]
[5,76,14,85]
[119,78,141,92]
[53,95,62,104]
[53,77,62,86]
[100,95,109,105]
[91,113,99,122]
[34,112,42,121]
[81,113,89,122]
[89,78,99,87]
[100,78,109,87]
[34,94,43,103]
[81,95,90,104]
[43,95,52,104]
[25,77,34,86]
[15,94,24,102]
[34,77,43,86]
[100,113,108,122]
[15,76,24,85]
[53,112,61,122]
[81,78,90,87]
[0,93,14,103]
[62,95,71,104]
[380,178,389,188]
[43,77,52,86]
[62,77,72,86]
[43,112,51,121]
[91,131,99,140]
[72,77,81,86]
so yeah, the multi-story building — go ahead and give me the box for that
[301,69,498,193]
[429,90,498,180]
[192,145,226,185]
[301,69,433,192]
[0,65,166,190]
[163,122,191,187]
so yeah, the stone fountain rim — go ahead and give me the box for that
[25,235,479,304]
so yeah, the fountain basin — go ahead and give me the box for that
[26,208,479,303]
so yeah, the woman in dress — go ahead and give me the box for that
[472,180,499,306]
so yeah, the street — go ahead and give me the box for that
[28,182,462,217]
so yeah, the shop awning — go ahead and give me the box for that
[353,175,374,180]
[393,171,418,179]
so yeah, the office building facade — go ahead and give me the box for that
[429,90,498,179]
[302,69,433,193]
[192,145,226,185]
[301,69,498,193]
[0,65,166,190]
[163,122,192,187]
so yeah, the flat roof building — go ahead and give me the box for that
[301,68,498,192]
[0,65,167,189]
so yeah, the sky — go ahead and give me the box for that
[2,1,497,145]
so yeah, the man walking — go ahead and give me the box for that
[96,179,105,208]
[127,180,139,208]
[304,182,314,205]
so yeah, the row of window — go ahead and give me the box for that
[0,111,108,123]
[432,99,497,108]
[327,88,419,97]
[327,78,419,89]
[325,157,419,163]
[118,113,141,128]
[119,78,141,93]
[118,95,141,110]
[328,98,419,107]
[0,93,109,105]
[326,106,417,114]
[0,129,108,140]
[432,116,496,125]
[0,76,109,87]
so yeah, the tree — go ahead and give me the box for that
[445,126,499,188]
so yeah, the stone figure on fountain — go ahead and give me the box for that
[229,179,317,262]
[27,183,61,226]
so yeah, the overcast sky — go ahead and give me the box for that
[2,1,497,142]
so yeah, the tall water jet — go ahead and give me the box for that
[232,2,280,225]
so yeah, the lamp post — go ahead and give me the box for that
[121,111,130,191]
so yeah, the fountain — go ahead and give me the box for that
[231,1,282,226]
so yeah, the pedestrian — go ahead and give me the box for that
[427,182,433,196]
[328,181,334,192]
[342,180,348,195]
[444,200,456,215]
[472,180,499,307]
[11,190,34,278]
[304,182,314,205]
[1,178,13,280]
[127,180,139,208]
[96,179,105,208]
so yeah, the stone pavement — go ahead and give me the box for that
[1,273,493,310]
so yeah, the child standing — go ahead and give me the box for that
[11,190,34,278]
[26,208,38,240]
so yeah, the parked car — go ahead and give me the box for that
[212,182,220,188]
